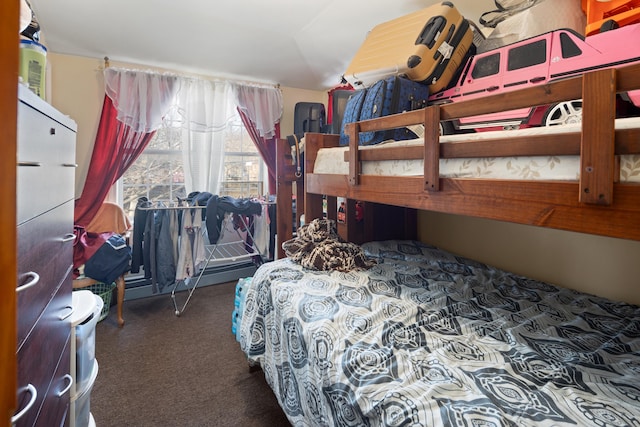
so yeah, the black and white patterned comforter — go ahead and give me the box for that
[238,240,640,426]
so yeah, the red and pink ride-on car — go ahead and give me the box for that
[428,22,640,134]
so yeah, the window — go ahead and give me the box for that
[121,123,185,219]
[120,111,265,220]
[507,39,547,71]
[221,116,265,198]
[560,32,582,58]
[471,53,501,79]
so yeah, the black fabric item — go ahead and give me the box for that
[155,210,176,292]
[205,196,262,244]
[268,197,277,261]
[130,197,152,273]
[189,191,213,220]
[84,234,132,285]
[144,209,158,285]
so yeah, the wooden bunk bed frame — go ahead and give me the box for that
[276,63,640,257]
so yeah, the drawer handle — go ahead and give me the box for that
[17,161,42,167]
[57,374,73,397]
[63,163,78,168]
[59,305,74,321]
[61,233,76,243]
[11,384,37,424]
[17,272,39,293]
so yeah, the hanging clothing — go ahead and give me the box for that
[156,209,177,292]
[205,195,262,244]
[131,197,152,273]
[175,209,206,282]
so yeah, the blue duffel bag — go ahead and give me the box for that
[339,75,429,146]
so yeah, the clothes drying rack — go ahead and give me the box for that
[171,211,263,316]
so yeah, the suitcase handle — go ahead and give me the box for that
[416,16,445,49]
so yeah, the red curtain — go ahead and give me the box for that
[74,95,156,227]
[238,108,280,195]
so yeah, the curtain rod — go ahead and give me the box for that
[101,56,280,89]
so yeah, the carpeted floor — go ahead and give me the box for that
[90,281,291,427]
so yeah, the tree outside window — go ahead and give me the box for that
[120,113,265,220]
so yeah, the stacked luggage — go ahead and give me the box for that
[582,0,640,36]
[339,1,476,145]
[343,1,474,93]
[339,76,429,145]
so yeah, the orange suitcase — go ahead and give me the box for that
[343,1,474,93]
[582,0,640,35]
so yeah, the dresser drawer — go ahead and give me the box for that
[34,343,71,427]
[17,200,74,348]
[17,98,76,225]
[15,280,72,427]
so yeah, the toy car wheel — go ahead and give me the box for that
[543,100,583,127]
[439,121,455,135]
[600,20,619,33]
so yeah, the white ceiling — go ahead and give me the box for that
[28,0,495,91]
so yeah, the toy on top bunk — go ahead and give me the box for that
[337,0,640,145]
[430,0,640,133]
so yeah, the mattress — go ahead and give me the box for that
[313,118,640,182]
[238,240,640,427]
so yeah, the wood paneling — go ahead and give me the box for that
[1,1,19,425]
[303,62,640,242]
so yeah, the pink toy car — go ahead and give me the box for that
[428,22,640,133]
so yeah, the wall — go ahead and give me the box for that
[46,54,640,307]
[46,53,328,197]
[418,210,640,306]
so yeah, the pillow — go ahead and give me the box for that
[362,240,489,271]
[362,240,437,261]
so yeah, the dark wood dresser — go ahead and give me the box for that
[14,85,77,427]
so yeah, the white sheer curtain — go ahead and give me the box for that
[231,84,282,138]
[103,67,179,133]
[105,66,283,196]
[174,78,238,194]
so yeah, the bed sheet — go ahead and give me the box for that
[313,118,640,182]
[238,240,640,427]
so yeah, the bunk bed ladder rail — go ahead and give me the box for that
[299,62,640,242]
[345,105,442,192]
[580,68,617,205]
[342,67,629,206]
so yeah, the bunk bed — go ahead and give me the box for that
[239,63,640,426]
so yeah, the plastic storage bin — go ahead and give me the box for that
[75,296,103,392]
[73,360,99,427]
[71,291,103,394]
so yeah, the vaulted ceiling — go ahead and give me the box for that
[28,0,495,90]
